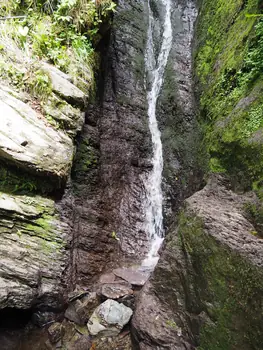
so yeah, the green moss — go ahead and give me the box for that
[0,162,59,195]
[178,210,263,350]
[25,213,65,253]
[244,201,263,237]
[195,0,263,190]
[73,137,98,176]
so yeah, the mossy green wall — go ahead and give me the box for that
[195,0,263,191]
[178,210,263,350]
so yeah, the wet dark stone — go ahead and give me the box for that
[31,311,57,328]
[101,282,133,299]
[47,322,64,344]
[113,268,150,286]
[60,0,152,289]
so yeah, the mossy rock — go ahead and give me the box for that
[195,0,263,191]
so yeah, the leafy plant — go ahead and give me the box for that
[27,68,52,99]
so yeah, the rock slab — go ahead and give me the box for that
[101,282,133,299]
[113,268,150,286]
[0,86,73,180]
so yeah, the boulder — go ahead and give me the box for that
[99,273,116,284]
[0,86,73,181]
[48,322,65,344]
[87,299,133,337]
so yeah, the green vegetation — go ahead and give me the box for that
[73,137,98,175]
[0,163,61,195]
[244,201,263,237]
[0,0,116,96]
[195,0,263,191]
[178,209,263,350]
[0,0,115,195]
[166,320,178,330]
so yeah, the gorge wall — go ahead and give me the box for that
[132,0,263,349]
[1,0,263,349]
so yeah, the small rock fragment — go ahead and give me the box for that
[65,292,100,325]
[48,322,64,344]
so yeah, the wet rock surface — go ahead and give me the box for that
[113,268,150,286]
[133,175,263,349]
[63,0,153,288]
[101,282,133,299]
[158,0,203,220]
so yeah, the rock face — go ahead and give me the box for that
[0,86,73,180]
[132,175,263,349]
[88,299,133,337]
[0,192,69,309]
[65,0,204,290]
[0,60,88,310]
[194,0,263,190]
[157,0,203,220]
[65,0,153,288]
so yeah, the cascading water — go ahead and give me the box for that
[142,0,173,268]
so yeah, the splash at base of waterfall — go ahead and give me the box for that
[141,236,164,271]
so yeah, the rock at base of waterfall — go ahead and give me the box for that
[67,335,92,350]
[48,322,65,344]
[99,273,116,284]
[87,299,133,337]
[113,268,150,286]
[101,282,133,299]
[65,292,100,325]
[93,332,133,350]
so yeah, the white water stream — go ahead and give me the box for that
[142,0,173,268]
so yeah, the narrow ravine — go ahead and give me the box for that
[143,0,173,267]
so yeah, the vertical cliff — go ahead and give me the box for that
[65,0,152,288]
[133,1,263,349]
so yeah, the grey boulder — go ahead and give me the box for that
[87,299,133,336]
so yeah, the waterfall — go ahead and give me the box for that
[142,0,173,268]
